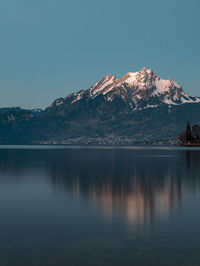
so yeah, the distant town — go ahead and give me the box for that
[38,134,177,146]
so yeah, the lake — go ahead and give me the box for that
[0,146,200,266]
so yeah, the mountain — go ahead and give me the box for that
[0,107,43,115]
[0,107,23,114]
[0,67,200,144]
[47,67,200,113]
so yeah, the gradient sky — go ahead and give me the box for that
[0,0,199,109]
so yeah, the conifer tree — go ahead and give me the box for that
[186,122,192,142]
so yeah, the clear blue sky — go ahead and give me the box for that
[0,0,199,109]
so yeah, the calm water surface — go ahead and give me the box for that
[0,146,200,266]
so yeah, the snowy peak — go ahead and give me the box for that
[123,68,156,88]
[89,68,157,97]
[57,67,200,110]
[89,74,116,97]
[122,68,182,94]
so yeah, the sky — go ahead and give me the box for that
[0,0,199,109]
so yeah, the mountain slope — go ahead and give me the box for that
[47,67,200,116]
[0,67,200,144]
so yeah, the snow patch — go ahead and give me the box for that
[90,75,116,97]
[55,99,64,106]
[124,72,138,84]
[137,104,159,111]
[71,91,84,103]
[155,78,171,94]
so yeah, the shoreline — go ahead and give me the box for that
[181,143,200,147]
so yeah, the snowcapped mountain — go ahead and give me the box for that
[1,67,200,144]
[51,67,200,111]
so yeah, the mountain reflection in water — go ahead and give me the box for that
[0,147,200,227]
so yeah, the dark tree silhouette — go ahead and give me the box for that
[192,124,200,140]
[179,122,200,145]
[186,122,192,142]
[179,131,186,144]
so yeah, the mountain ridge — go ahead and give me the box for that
[45,67,200,124]
[0,67,200,144]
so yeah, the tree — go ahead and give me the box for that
[179,131,186,144]
[186,122,192,142]
[192,124,200,140]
